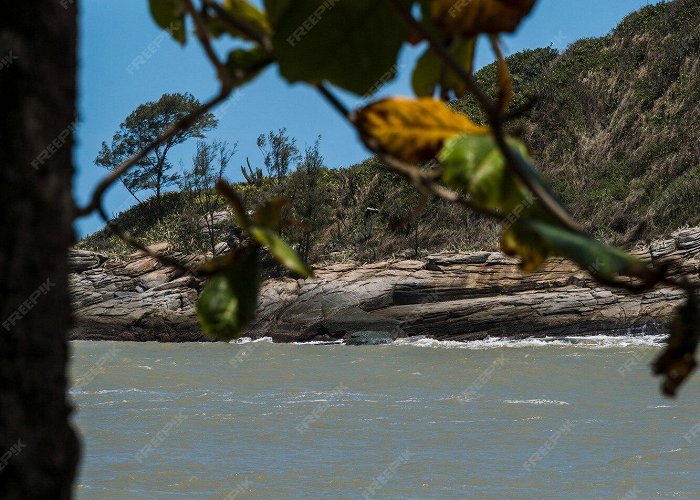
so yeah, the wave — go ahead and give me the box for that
[71,334,666,349]
[503,399,570,406]
[230,336,274,344]
[388,334,667,350]
[69,387,148,395]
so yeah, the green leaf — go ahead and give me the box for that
[412,37,476,97]
[250,226,313,277]
[531,219,646,277]
[412,49,441,98]
[440,134,531,214]
[197,248,261,341]
[148,0,186,45]
[653,294,700,397]
[502,217,648,276]
[500,219,549,271]
[272,0,408,95]
[440,134,644,277]
[210,0,271,40]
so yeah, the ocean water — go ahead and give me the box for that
[69,336,700,499]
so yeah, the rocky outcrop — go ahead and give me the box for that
[70,228,700,343]
[70,244,205,341]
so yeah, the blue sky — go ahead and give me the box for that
[74,0,654,236]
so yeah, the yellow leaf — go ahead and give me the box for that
[355,97,488,164]
[431,0,536,36]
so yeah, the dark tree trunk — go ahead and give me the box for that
[0,1,81,497]
[208,217,216,256]
[121,179,144,206]
[156,162,163,220]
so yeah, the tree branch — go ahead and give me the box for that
[184,0,233,89]
[317,17,698,297]
[385,0,495,116]
[203,0,273,54]
[488,35,513,112]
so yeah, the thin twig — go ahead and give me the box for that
[385,0,495,116]
[76,5,236,219]
[317,77,682,294]
[488,35,513,112]
[319,10,695,296]
[502,95,538,121]
[316,83,351,117]
[184,0,232,88]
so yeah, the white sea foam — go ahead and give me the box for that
[387,334,666,350]
[199,333,667,349]
[231,336,274,344]
[503,399,571,406]
[69,388,148,396]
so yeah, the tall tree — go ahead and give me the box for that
[183,140,236,255]
[95,92,217,217]
[0,1,80,497]
[287,136,328,262]
[257,128,300,183]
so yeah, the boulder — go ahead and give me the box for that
[346,331,394,345]
[68,249,107,272]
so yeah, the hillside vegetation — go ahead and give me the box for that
[457,0,700,243]
[79,0,700,264]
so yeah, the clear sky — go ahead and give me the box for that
[74,0,654,236]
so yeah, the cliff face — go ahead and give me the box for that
[70,227,700,343]
[70,244,204,342]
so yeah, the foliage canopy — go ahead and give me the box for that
[96,92,217,214]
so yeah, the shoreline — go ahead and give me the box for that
[68,332,669,347]
[70,227,700,344]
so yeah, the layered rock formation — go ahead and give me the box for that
[70,244,204,341]
[70,228,700,343]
